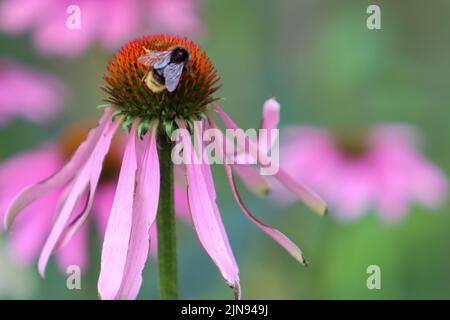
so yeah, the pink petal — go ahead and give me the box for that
[9,201,55,265]
[0,0,55,33]
[259,98,280,156]
[55,122,122,250]
[0,145,61,264]
[116,123,160,300]
[0,61,66,124]
[371,124,420,150]
[224,163,308,265]
[207,115,308,266]
[147,0,201,35]
[329,161,374,221]
[150,184,189,259]
[212,104,327,216]
[98,125,138,300]
[410,159,448,208]
[38,111,120,276]
[173,165,191,222]
[272,127,338,205]
[274,170,327,216]
[56,222,88,272]
[0,145,61,221]
[205,112,270,197]
[98,0,139,49]
[232,164,271,196]
[4,109,115,230]
[370,125,448,221]
[371,151,409,222]
[177,119,241,299]
[93,182,116,238]
[37,172,90,277]
[174,164,187,187]
[260,98,280,131]
[33,1,100,57]
[149,224,158,258]
[174,184,190,222]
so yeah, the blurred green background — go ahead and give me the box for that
[1,0,449,299]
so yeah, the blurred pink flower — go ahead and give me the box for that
[0,60,65,125]
[0,0,202,57]
[274,125,448,223]
[0,124,189,272]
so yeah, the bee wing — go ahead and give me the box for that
[154,54,171,69]
[163,63,185,92]
[137,50,171,68]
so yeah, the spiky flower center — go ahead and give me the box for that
[102,35,220,129]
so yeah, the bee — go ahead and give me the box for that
[137,46,190,93]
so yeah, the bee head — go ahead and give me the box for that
[170,47,189,64]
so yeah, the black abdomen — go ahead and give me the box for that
[152,68,165,84]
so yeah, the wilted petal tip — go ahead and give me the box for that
[302,257,310,268]
[38,265,46,278]
[233,283,242,300]
[258,185,271,197]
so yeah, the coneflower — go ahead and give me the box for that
[4,35,326,300]
[273,125,448,223]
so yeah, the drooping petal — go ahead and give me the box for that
[259,98,280,154]
[4,109,115,230]
[224,163,308,266]
[205,110,271,197]
[8,201,55,265]
[38,178,89,277]
[189,160,241,298]
[116,123,160,300]
[174,184,190,222]
[38,112,120,276]
[177,119,241,299]
[232,164,271,197]
[55,222,89,272]
[212,104,327,216]
[260,98,280,131]
[98,125,138,300]
[207,115,309,266]
[0,145,61,264]
[55,121,121,249]
[92,182,116,238]
[272,126,337,206]
[274,170,327,216]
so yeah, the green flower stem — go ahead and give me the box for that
[156,131,178,300]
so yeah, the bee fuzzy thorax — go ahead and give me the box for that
[103,34,220,123]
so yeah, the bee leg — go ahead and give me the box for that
[185,65,194,77]
[142,47,151,53]
[141,70,149,82]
